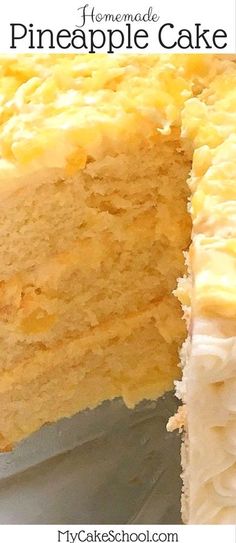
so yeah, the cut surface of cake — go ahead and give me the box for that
[0,53,235,524]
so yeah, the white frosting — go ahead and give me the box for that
[182,317,236,523]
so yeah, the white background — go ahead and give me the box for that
[0,0,235,53]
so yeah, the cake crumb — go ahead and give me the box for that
[167,405,187,433]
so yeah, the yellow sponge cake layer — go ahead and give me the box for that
[0,298,184,449]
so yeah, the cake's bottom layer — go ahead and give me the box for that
[0,296,184,450]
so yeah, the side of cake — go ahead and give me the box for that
[177,63,236,524]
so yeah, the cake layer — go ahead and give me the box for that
[0,299,184,449]
[0,132,190,279]
[0,242,186,360]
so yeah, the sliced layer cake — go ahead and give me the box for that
[0,54,235,523]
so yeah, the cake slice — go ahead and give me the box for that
[0,54,235,524]
[0,54,194,449]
